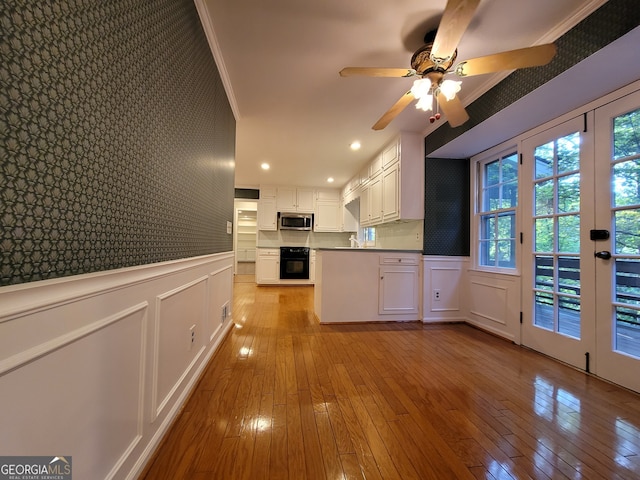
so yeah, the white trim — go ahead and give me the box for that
[0,252,233,323]
[193,0,240,120]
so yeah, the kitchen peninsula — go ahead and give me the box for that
[314,248,422,323]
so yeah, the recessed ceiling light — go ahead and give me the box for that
[350,141,361,151]
[260,162,270,170]
[327,177,334,183]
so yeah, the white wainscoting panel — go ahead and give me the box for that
[153,276,208,420]
[466,270,521,342]
[0,253,234,480]
[208,265,234,341]
[0,304,147,480]
[422,256,469,323]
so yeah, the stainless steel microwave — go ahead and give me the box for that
[279,213,312,231]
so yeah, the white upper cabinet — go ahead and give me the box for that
[277,187,314,213]
[382,140,399,168]
[369,153,383,179]
[382,162,400,223]
[257,197,277,231]
[347,132,424,226]
[314,199,341,232]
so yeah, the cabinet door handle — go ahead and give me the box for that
[380,276,384,280]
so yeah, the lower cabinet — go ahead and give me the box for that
[378,264,419,315]
[314,250,421,323]
[256,249,279,284]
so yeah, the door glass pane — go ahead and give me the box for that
[535,256,554,291]
[616,259,640,306]
[535,218,553,252]
[535,142,554,178]
[558,257,581,294]
[615,259,640,363]
[558,257,581,339]
[613,108,640,160]
[535,291,554,329]
[558,296,580,338]
[535,179,554,215]
[558,215,580,252]
[613,159,640,207]
[615,306,640,358]
[614,209,640,254]
[557,174,580,212]
[557,132,580,173]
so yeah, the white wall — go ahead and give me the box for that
[0,253,234,480]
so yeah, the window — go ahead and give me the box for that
[478,151,518,269]
[362,227,376,247]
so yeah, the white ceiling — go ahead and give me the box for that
[197,0,626,189]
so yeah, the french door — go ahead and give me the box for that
[521,115,597,370]
[522,91,640,393]
[594,90,640,393]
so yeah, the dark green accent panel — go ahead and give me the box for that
[423,158,470,256]
[235,188,260,200]
[0,0,236,286]
[425,0,640,155]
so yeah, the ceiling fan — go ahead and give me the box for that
[339,0,557,130]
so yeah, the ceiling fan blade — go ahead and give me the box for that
[372,91,415,130]
[340,67,417,78]
[437,91,469,127]
[431,0,480,62]
[455,43,557,77]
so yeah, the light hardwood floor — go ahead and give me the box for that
[141,278,640,479]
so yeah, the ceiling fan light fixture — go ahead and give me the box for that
[439,79,462,101]
[415,94,433,112]
[410,78,431,99]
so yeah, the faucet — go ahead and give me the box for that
[349,234,362,248]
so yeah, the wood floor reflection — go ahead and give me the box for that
[141,280,640,479]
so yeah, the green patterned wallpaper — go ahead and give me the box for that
[0,0,236,286]
[423,158,470,256]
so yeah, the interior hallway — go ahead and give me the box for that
[141,278,640,479]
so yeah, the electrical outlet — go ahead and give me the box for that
[189,324,196,349]
[433,289,441,301]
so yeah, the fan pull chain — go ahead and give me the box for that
[429,94,442,124]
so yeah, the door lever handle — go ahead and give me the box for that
[594,251,612,260]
